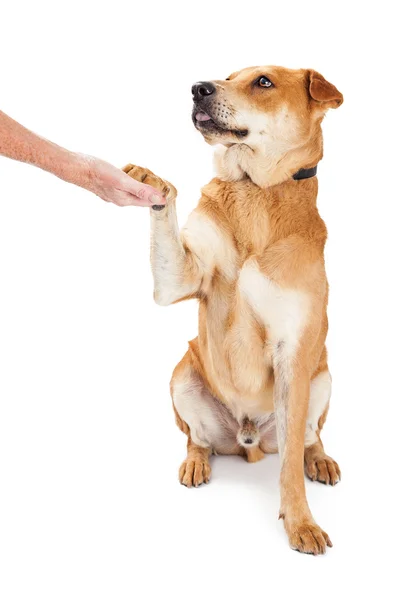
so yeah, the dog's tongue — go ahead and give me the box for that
[196,112,211,122]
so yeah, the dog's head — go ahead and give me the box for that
[192,66,343,152]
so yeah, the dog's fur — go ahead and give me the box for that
[124,65,343,555]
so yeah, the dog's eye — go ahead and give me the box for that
[258,76,273,88]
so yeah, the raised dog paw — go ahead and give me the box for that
[305,453,341,486]
[122,164,176,209]
[179,458,211,488]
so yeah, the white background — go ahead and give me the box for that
[0,1,399,598]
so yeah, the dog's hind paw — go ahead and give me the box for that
[305,452,341,486]
[179,457,211,488]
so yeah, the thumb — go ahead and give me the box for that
[123,174,166,204]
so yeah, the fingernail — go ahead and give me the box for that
[151,194,165,204]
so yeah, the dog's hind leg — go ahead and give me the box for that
[171,343,243,487]
[304,361,341,485]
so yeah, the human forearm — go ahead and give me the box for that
[0,110,165,207]
[0,110,88,185]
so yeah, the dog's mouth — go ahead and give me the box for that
[192,106,248,138]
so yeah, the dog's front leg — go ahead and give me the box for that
[274,357,332,555]
[150,197,200,306]
[123,164,203,306]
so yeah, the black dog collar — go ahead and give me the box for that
[292,166,317,180]
[152,165,318,210]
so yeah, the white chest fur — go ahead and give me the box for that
[238,259,309,363]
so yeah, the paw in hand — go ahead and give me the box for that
[122,164,177,211]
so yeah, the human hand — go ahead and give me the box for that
[80,155,166,207]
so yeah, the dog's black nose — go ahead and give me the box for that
[191,81,216,101]
[244,438,253,445]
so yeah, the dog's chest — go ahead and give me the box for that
[233,206,271,259]
[182,200,271,284]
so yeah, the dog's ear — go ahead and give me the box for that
[308,70,343,109]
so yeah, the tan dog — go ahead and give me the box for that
[124,65,343,555]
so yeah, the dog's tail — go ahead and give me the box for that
[237,416,260,448]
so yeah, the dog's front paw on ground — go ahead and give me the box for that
[286,521,332,555]
[305,454,341,485]
[179,458,211,488]
[122,164,176,201]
